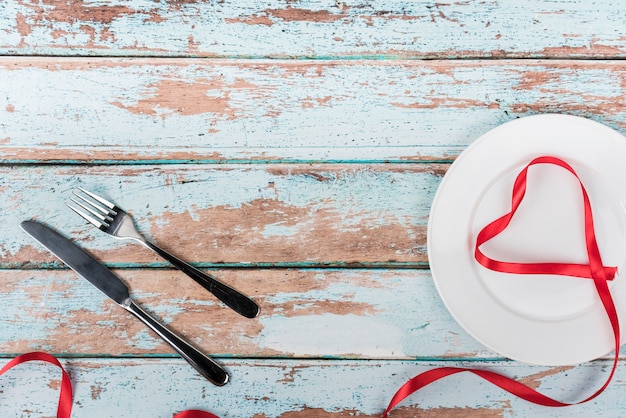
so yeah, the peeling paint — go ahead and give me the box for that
[519,365,576,390]
[0,268,471,358]
[3,2,626,416]
[110,77,255,119]
[4,2,626,58]
[265,7,349,24]
[0,164,432,264]
[2,59,626,164]
[1,358,623,416]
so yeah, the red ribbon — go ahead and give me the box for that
[174,411,219,418]
[0,352,73,418]
[382,156,621,417]
[0,352,218,417]
[2,157,620,417]
[475,156,618,280]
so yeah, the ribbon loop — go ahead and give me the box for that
[475,156,617,280]
[384,156,620,417]
[0,352,73,418]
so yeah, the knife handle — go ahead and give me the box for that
[142,241,260,319]
[125,300,229,386]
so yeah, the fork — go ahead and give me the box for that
[68,187,260,318]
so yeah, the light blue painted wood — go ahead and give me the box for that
[1,1,626,58]
[2,266,620,363]
[2,1,626,416]
[0,269,491,359]
[0,357,625,417]
[2,59,626,162]
[0,164,436,265]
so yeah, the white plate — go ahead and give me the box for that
[428,114,626,366]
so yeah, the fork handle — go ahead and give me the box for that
[142,241,260,318]
[125,299,229,386]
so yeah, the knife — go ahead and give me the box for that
[20,220,229,386]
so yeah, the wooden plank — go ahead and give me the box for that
[5,2,625,417]
[1,164,438,266]
[2,1,626,59]
[1,357,625,417]
[0,269,488,359]
[2,58,626,162]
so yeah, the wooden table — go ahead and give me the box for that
[2,1,626,416]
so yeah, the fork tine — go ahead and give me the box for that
[72,192,115,218]
[78,187,116,210]
[67,203,108,230]
[70,197,113,223]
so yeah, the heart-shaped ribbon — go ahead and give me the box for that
[382,156,621,417]
[475,156,618,280]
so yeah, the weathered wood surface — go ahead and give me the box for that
[0,269,481,358]
[2,58,626,163]
[2,0,626,59]
[1,164,437,266]
[1,358,625,418]
[3,0,626,416]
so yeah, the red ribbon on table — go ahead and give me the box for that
[0,351,218,417]
[0,352,72,417]
[1,157,620,417]
[173,411,219,418]
[382,156,621,416]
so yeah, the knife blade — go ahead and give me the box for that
[20,220,229,386]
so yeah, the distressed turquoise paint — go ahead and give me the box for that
[2,1,625,416]
[2,61,626,162]
[0,269,491,359]
[2,1,626,58]
[261,223,301,238]
[0,271,219,354]
[0,155,459,164]
[0,274,101,346]
[0,164,435,263]
[129,329,164,351]
[258,270,484,358]
[0,358,624,417]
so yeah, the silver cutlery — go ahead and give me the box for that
[67,187,260,319]
[20,220,229,386]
